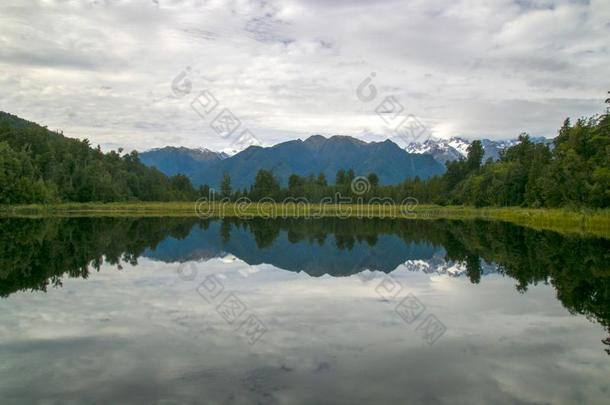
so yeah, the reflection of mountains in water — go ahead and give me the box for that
[402,255,500,277]
[144,220,501,277]
[2,217,608,345]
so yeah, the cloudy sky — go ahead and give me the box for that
[0,0,608,152]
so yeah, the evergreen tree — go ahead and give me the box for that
[250,170,281,200]
[220,172,232,199]
[367,172,379,188]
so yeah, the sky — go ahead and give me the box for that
[0,0,608,152]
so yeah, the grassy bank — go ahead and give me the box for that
[1,202,608,238]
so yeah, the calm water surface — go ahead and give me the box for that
[0,217,609,404]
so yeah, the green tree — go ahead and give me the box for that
[316,172,327,187]
[346,169,356,184]
[466,140,484,172]
[288,174,305,191]
[220,172,232,199]
[250,169,281,200]
[335,169,346,185]
[367,172,379,188]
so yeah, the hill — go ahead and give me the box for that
[0,112,198,204]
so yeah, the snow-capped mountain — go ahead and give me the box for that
[404,136,551,164]
[221,131,263,156]
[402,251,500,278]
[405,137,471,164]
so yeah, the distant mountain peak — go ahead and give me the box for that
[145,145,228,160]
[139,145,228,178]
[221,131,264,156]
[304,134,367,146]
[330,134,367,142]
[404,135,551,164]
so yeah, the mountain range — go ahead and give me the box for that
[140,134,553,188]
[142,135,445,189]
[404,136,552,164]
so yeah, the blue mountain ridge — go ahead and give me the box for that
[140,135,445,188]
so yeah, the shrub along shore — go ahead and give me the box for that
[1,202,608,238]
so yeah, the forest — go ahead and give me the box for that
[215,100,609,209]
[1,96,608,208]
[0,112,198,204]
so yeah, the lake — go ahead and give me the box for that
[0,217,609,404]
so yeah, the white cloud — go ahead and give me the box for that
[0,0,608,151]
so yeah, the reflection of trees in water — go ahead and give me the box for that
[435,220,610,334]
[1,217,608,339]
[0,217,201,297]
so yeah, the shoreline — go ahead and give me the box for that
[1,202,608,238]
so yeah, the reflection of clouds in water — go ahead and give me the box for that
[0,259,609,404]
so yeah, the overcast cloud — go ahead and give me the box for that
[0,0,608,151]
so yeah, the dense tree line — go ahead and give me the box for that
[0,112,199,204]
[432,111,609,208]
[208,167,388,203]
[0,217,198,297]
[214,100,609,208]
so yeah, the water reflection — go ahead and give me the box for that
[1,217,609,403]
[2,217,608,334]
